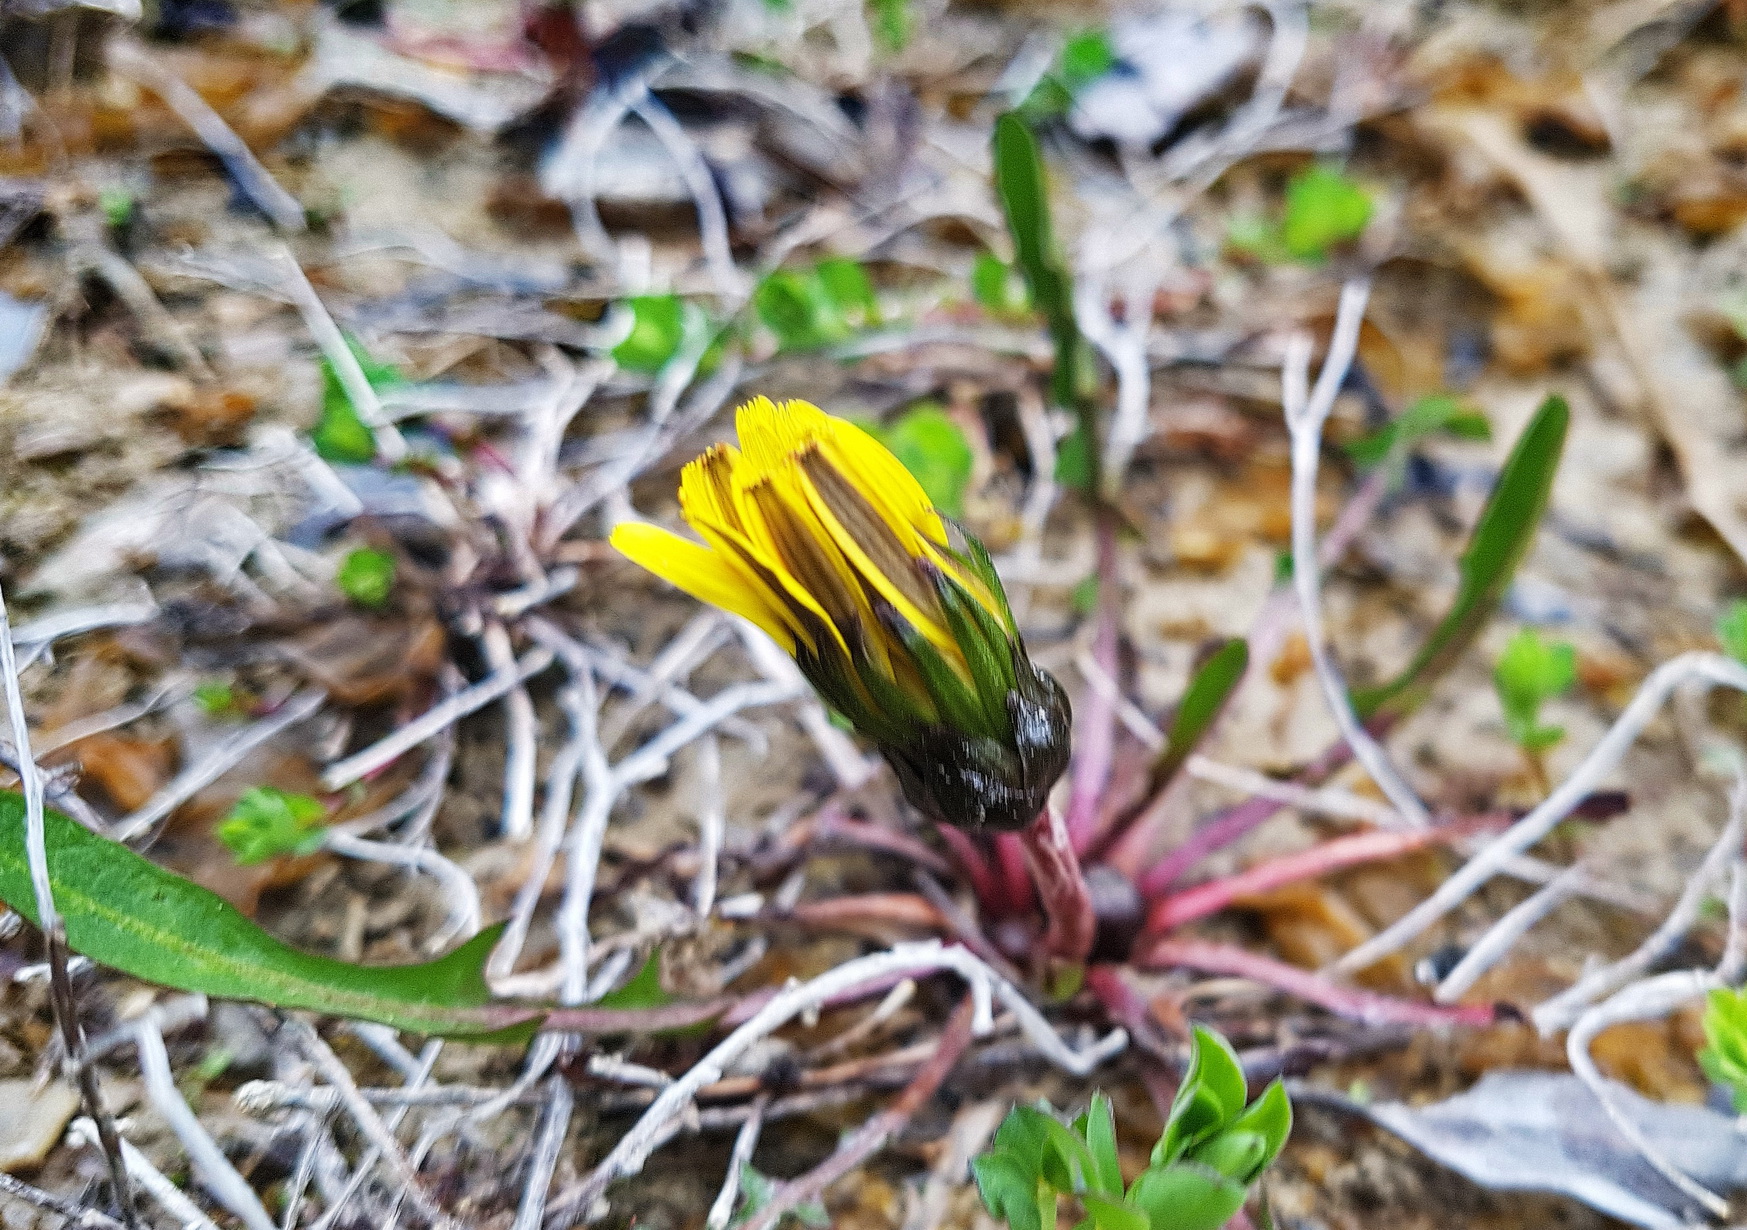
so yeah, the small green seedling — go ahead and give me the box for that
[876,404,974,516]
[612,294,703,374]
[1700,985,1747,1112]
[973,252,1031,316]
[193,680,240,718]
[1494,628,1576,752]
[218,788,329,865]
[1229,164,1373,266]
[312,336,401,463]
[975,1026,1290,1230]
[1346,393,1492,469]
[1717,600,1747,664]
[754,258,880,351]
[732,1165,828,1228]
[1020,28,1117,119]
[867,0,911,51]
[100,187,136,230]
[337,548,396,609]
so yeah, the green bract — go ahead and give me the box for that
[975,1027,1291,1230]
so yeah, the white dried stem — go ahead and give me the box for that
[115,688,326,841]
[705,1094,768,1230]
[1184,755,1400,827]
[565,941,1126,1221]
[309,1036,443,1230]
[71,1124,220,1230]
[512,1077,574,1230]
[1532,774,1747,1030]
[10,599,157,652]
[267,247,408,462]
[693,733,724,919]
[108,41,305,231]
[320,650,553,791]
[1434,866,1585,1003]
[482,622,538,841]
[134,1015,277,1230]
[321,831,481,950]
[1076,267,1156,497]
[1337,652,1747,975]
[1283,278,1430,832]
[628,91,744,300]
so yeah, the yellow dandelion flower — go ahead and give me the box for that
[612,397,1070,831]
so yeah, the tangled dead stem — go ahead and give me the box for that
[5,0,1747,1227]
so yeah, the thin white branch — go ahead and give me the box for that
[1434,866,1584,1003]
[115,689,326,841]
[320,650,553,791]
[1531,774,1747,1029]
[482,623,538,841]
[693,733,723,919]
[629,91,744,300]
[71,1124,221,1230]
[1076,268,1156,496]
[1283,278,1430,832]
[706,1095,768,1230]
[134,1014,277,1230]
[566,941,1126,1222]
[267,248,407,462]
[321,830,481,950]
[11,600,157,649]
[1184,755,1401,826]
[1336,652,1747,975]
[512,1078,574,1230]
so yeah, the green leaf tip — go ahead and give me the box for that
[0,793,539,1040]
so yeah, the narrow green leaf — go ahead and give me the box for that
[973,1153,1045,1230]
[1346,393,1492,469]
[0,794,536,1040]
[973,252,1027,314]
[1078,1192,1148,1230]
[1148,639,1248,795]
[1082,1092,1124,1198]
[1224,1080,1292,1173]
[1351,394,1570,720]
[881,405,973,516]
[1188,1131,1267,1184]
[596,950,671,1010]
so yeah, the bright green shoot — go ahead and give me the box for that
[875,404,974,517]
[1346,393,1491,469]
[337,547,396,609]
[1494,628,1576,752]
[1228,164,1373,266]
[754,257,880,352]
[1700,985,1747,1112]
[975,1026,1290,1230]
[218,787,329,865]
[1717,599,1747,664]
[312,335,400,464]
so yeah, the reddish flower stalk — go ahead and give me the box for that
[1065,517,1121,852]
[1134,937,1498,1028]
[994,830,1036,913]
[1142,815,1504,935]
[935,823,1005,910]
[1021,807,1097,963]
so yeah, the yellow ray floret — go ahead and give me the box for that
[613,397,1003,681]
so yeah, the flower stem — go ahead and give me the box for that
[1020,806,1096,964]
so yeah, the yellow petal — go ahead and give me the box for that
[610,522,796,651]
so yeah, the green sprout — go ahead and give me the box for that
[193,681,239,717]
[867,0,911,52]
[100,187,136,230]
[1717,599,1747,664]
[974,1026,1290,1230]
[1228,164,1374,266]
[612,295,695,374]
[1020,28,1116,119]
[312,335,401,463]
[1345,393,1492,469]
[1494,628,1577,752]
[1700,985,1747,1112]
[336,548,396,609]
[218,788,329,865]
[754,258,880,351]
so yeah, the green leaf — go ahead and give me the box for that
[1346,393,1492,468]
[1157,1026,1248,1167]
[1280,164,1373,263]
[336,548,396,609]
[1078,1192,1148,1230]
[880,405,974,516]
[1127,1161,1248,1230]
[100,188,135,229]
[596,950,671,1010]
[1701,986,1747,1113]
[1718,600,1747,663]
[312,335,398,463]
[973,252,1029,315]
[1070,575,1100,618]
[217,788,328,865]
[755,270,838,350]
[613,295,689,373]
[973,1152,1046,1230]
[1224,213,1289,265]
[1059,29,1116,90]
[993,112,1090,453]
[868,0,911,52]
[1224,1080,1292,1174]
[816,257,879,327]
[0,793,535,1039]
[1054,421,1094,490]
[1148,639,1248,795]
[1188,1131,1267,1184]
[1081,1092,1125,1198]
[1351,394,1570,721]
